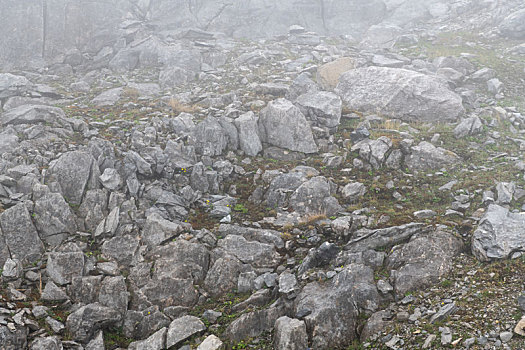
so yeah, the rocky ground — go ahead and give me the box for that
[1,3,525,350]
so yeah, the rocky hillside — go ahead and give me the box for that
[1,1,525,350]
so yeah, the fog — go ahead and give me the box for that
[0,0,523,70]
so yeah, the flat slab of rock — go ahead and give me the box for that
[166,315,205,348]
[472,204,525,261]
[336,67,464,123]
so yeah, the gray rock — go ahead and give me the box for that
[47,151,99,206]
[351,136,392,169]
[1,104,70,128]
[295,91,342,129]
[166,315,206,348]
[341,182,367,202]
[128,327,167,350]
[413,210,437,219]
[85,331,104,350]
[0,203,43,264]
[226,301,288,343]
[336,67,464,123]
[0,324,27,349]
[345,223,428,253]
[386,229,463,298]
[1,258,22,281]
[98,168,121,190]
[98,276,128,313]
[274,316,308,350]
[159,67,195,88]
[194,117,228,156]
[278,272,298,296]
[487,78,503,95]
[295,264,378,349]
[234,111,262,156]
[142,213,185,247]
[259,98,318,154]
[141,276,198,308]
[46,316,65,333]
[217,235,281,268]
[298,242,339,275]
[123,307,170,340]
[499,8,525,39]
[34,193,77,246]
[430,302,459,323]
[496,182,515,205]
[41,281,69,302]
[472,204,525,261]
[405,141,460,171]
[197,334,224,350]
[66,303,121,343]
[101,235,139,266]
[91,87,123,107]
[500,331,513,343]
[454,116,483,139]
[286,73,319,101]
[289,176,341,216]
[0,73,32,99]
[204,255,248,298]
[30,336,63,350]
[47,243,85,286]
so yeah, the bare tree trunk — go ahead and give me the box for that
[42,0,48,58]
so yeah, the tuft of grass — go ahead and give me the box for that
[168,97,199,114]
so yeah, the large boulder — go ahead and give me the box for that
[0,203,43,264]
[234,112,262,156]
[288,176,342,216]
[499,8,525,39]
[336,67,465,122]
[193,117,228,156]
[472,204,525,261]
[1,104,70,128]
[295,91,342,130]
[46,151,100,206]
[33,193,77,246]
[0,73,33,99]
[66,303,121,343]
[258,98,318,154]
[386,229,464,298]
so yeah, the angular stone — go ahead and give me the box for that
[316,57,356,90]
[47,243,85,286]
[472,204,525,261]
[405,141,460,171]
[33,193,77,246]
[66,303,121,343]
[166,316,206,348]
[234,111,262,157]
[217,235,280,268]
[0,203,43,264]
[142,213,185,247]
[47,151,99,206]
[30,336,63,350]
[98,168,121,190]
[197,334,224,350]
[128,327,167,350]
[341,182,367,202]
[194,117,228,156]
[1,105,70,128]
[204,255,248,298]
[259,98,317,154]
[295,91,342,129]
[274,316,308,350]
[454,116,483,139]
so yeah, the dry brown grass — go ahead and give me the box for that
[168,97,200,114]
[122,87,140,100]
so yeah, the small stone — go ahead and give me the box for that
[413,210,437,219]
[423,334,436,348]
[440,326,452,345]
[377,279,393,294]
[397,311,409,322]
[197,334,224,350]
[203,310,222,324]
[500,331,513,342]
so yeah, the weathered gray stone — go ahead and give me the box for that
[47,243,85,286]
[217,235,281,268]
[0,73,33,99]
[47,151,99,206]
[0,324,27,349]
[204,255,248,298]
[41,281,69,302]
[259,98,318,154]
[386,229,463,298]
[1,258,23,281]
[472,204,525,261]
[499,8,525,39]
[85,331,104,350]
[289,176,341,216]
[0,203,43,264]
[142,213,185,247]
[197,334,224,350]
[336,67,464,123]
[1,104,70,128]
[352,136,392,169]
[405,141,460,171]
[194,117,228,156]
[274,316,308,350]
[141,276,198,308]
[295,91,342,129]
[341,182,367,202]
[34,193,77,246]
[98,168,121,190]
[128,327,167,350]
[98,276,128,314]
[92,87,123,107]
[30,336,63,350]
[234,112,262,156]
[454,116,483,138]
[166,316,206,348]
[66,303,121,343]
